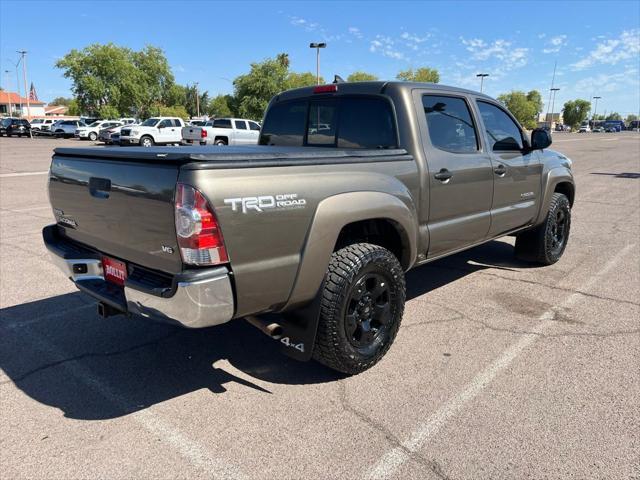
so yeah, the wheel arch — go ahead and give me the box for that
[534,167,575,225]
[283,191,418,311]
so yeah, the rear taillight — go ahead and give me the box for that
[174,183,228,266]
[201,129,207,138]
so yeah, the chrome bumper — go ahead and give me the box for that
[47,248,234,329]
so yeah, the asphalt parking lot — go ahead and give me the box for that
[1,133,639,479]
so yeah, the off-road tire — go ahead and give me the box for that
[515,192,571,265]
[313,243,406,374]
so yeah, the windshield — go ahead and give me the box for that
[32,119,43,124]
[89,122,102,127]
[140,118,160,127]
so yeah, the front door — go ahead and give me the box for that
[233,120,251,144]
[418,93,494,258]
[475,101,542,236]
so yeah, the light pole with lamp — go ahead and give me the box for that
[309,42,326,85]
[592,96,601,128]
[549,87,560,129]
[476,73,489,93]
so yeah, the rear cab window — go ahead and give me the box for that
[422,95,478,153]
[259,96,398,149]
[213,119,232,129]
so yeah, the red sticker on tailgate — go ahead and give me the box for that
[102,256,127,286]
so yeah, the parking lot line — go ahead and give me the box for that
[367,243,635,480]
[0,171,49,178]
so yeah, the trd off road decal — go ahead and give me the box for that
[224,193,307,214]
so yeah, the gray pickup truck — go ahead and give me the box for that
[43,81,575,374]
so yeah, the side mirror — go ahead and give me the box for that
[530,128,552,150]
[157,124,164,129]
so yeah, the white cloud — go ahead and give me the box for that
[573,67,639,94]
[369,35,408,61]
[348,27,363,39]
[542,35,568,54]
[460,37,528,70]
[571,29,640,70]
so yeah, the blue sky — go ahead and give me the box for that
[1,0,639,116]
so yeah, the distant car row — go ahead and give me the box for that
[0,116,261,146]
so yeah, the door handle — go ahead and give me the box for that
[434,168,453,182]
[494,164,507,176]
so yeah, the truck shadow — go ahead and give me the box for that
[1,240,527,420]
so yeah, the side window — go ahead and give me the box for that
[422,95,478,153]
[172,119,183,127]
[249,121,261,131]
[213,119,232,129]
[307,101,337,146]
[477,101,523,151]
[259,100,306,146]
[234,120,247,130]
[158,119,173,128]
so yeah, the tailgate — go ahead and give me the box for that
[181,126,203,141]
[49,154,182,274]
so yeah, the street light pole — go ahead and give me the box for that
[309,42,326,85]
[476,73,489,93]
[195,82,200,118]
[550,87,560,129]
[17,50,30,119]
[592,96,601,127]
[3,70,12,115]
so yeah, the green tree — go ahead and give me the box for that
[497,90,538,129]
[625,114,638,124]
[208,94,234,117]
[49,96,73,106]
[56,43,175,118]
[347,71,378,82]
[605,112,622,121]
[233,53,290,120]
[286,71,322,89]
[157,104,189,119]
[396,67,440,83]
[98,104,120,119]
[68,98,81,116]
[526,90,543,118]
[562,99,591,129]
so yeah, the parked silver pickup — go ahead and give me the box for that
[43,81,574,375]
[181,117,261,145]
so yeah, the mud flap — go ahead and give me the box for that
[276,282,324,362]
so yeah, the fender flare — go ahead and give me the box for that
[284,191,418,310]
[534,166,575,225]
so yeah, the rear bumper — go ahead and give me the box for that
[42,225,235,328]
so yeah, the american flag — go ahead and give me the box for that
[29,82,38,101]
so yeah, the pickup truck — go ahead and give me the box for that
[43,81,575,374]
[120,117,186,146]
[181,118,261,145]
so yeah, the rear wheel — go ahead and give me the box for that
[313,243,406,374]
[140,135,154,147]
[515,192,571,265]
[214,138,227,146]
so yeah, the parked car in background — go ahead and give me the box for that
[0,118,31,137]
[53,120,86,138]
[76,120,123,141]
[628,120,640,131]
[188,120,207,126]
[98,123,131,144]
[181,118,261,145]
[603,120,624,132]
[578,122,591,133]
[80,117,100,126]
[593,126,605,133]
[119,118,137,125]
[119,117,186,146]
[30,118,58,132]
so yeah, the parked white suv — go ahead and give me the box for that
[578,122,591,133]
[76,120,123,141]
[120,117,185,146]
[30,118,58,132]
[52,120,86,138]
[181,118,260,145]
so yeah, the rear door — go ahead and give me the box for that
[416,92,494,258]
[233,120,251,144]
[475,100,542,236]
[156,118,175,143]
[247,121,261,143]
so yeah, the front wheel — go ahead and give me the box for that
[515,192,571,265]
[313,243,406,375]
[140,135,154,147]
[88,132,97,141]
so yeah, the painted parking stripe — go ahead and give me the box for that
[367,243,635,480]
[0,171,49,178]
